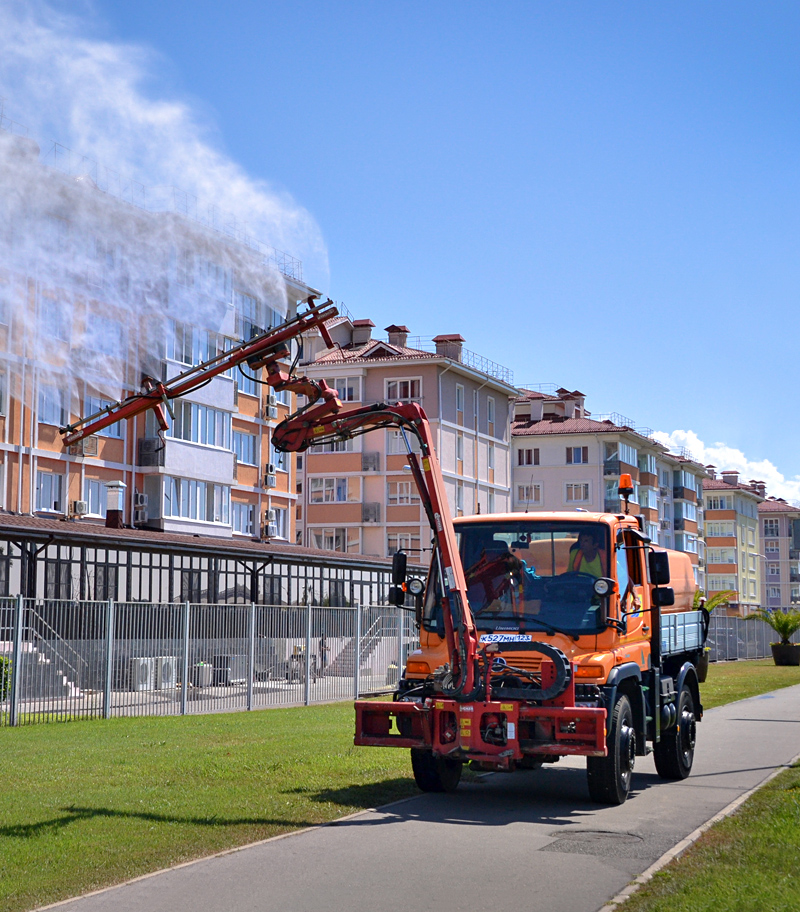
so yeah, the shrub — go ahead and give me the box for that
[0,655,10,700]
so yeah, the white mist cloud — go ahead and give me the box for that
[0,0,327,284]
[653,429,800,505]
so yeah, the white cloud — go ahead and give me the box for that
[653,429,800,505]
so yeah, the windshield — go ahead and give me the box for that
[456,520,610,635]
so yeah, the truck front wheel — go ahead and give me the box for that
[411,748,463,793]
[586,694,636,805]
[653,683,696,780]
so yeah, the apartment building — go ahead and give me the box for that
[703,471,764,614]
[0,127,316,543]
[759,497,800,609]
[296,320,517,563]
[511,388,708,586]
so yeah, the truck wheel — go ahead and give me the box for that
[586,695,636,805]
[410,748,463,793]
[654,684,696,780]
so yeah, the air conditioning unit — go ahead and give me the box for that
[129,656,156,692]
[71,500,88,516]
[139,437,161,454]
[154,656,177,690]
[266,507,277,523]
[264,523,279,538]
[69,436,98,457]
[264,474,278,488]
[263,403,278,420]
[660,519,671,530]
[134,509,148,524]
[134,492,148,508]
[266,462,277,475]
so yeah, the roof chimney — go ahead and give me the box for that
[385,324,409,348]
[720,470,739,487]
[433,333,465,362]
[751,480,767,498]
[352,319,375,347]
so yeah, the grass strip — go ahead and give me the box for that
[0,660,798,912]
[615,760,800,912]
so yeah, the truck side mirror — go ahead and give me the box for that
[392,551,408,585]
[652,587,675,607]
[648,551,671,586]
[388,585,406,607]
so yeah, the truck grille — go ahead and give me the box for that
[497,654,543,674]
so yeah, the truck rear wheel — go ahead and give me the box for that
[411,748,463,793]
[653,683,696,780]
[586,695,635,805]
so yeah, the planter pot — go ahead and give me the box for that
[771,643,800,667]
[697,650,710,683]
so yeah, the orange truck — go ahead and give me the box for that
[59,299,707,806]
[355,509,707,804]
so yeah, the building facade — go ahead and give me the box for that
[702,471,764,614]
[0,127,316,544]
[296,320,517,563]
[758,497,800,609]
[510,388,708,587]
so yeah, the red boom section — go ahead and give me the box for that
[59,297,339,445]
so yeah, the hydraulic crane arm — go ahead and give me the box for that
[60,297,339,445]
[58,296,482,698]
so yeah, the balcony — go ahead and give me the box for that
[603,458,620,477]
[674,518,685,531]
[791,549,800,560]
[659,486,670,497]
[604,498,622,513]
[362,452,381,472]
[660,519,671,530]
[362,502,381,523]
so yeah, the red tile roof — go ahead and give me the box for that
[511,416,631,437]
[703,478,764,496]
[759,499,800,513]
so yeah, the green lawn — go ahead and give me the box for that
[1,659,798,912]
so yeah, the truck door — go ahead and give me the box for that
[616,529,647,644]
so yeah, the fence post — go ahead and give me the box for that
[103,599,115,719]
[304,599,312,706]
[397,606,404,680]
[247,602,255,711]
[8,593,24,726]
[354,600,362,700]
[181,602,190,716]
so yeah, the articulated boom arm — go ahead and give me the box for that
[58,296,481,698]
[273,400,480,699]
[60,297,339,445]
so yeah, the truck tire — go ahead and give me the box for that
[586,694,636,805]
[653,683,696,780]
[410,748,463,793]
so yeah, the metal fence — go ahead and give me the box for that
[706,613,800,663]
[0,597,417,726]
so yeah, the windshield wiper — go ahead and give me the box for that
[524,618,578,642]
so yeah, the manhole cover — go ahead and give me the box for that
[542,830,647,859]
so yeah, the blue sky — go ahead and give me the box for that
[3,1,799,497]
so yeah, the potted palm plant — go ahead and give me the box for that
[746,608,800,666]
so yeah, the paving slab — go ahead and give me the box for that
[48,683,800,912]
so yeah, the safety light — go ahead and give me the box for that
[575,664,605,679]
[406,659,431,675]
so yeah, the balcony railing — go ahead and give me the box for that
[603,458,620,476]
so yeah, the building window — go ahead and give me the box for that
[164,477,230,523]
[708,575,737,592]
[387,430,420,455]
[566,446,589,465]
[388,532,421,557]
[566,483,590,503]
[768,563,780,577]
[39,296,70,343]
[388,481,419,505]
[488,490,495,512]
[763,519,780,537]
[272,507,288,539]
[456,384,464,423]
[487,397,495,436]
[456,481,464,515]
[326,376,361,402]
[85,396,122,438]
[638,453,657,475]
[707,548,736,564]
[309,528,360,554]
[232,502,255,535]
[765,540,779,554]
[36,471,64,512]
[309,477,361,503]
[386,378,421,402]
[518,448,539,466]
[84,479,107,517]
[518,484,541,504]
[166,401,231,449]
[707,521,735,537]
[768,586,781,599]
[235,291,262,340]
[233,431,257,465]
[488,443,495,470]
[39,385,67,426]
[706,496,731,510]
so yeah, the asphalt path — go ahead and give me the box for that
[50,683,800,912]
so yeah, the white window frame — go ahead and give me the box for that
[386,377,421,402]
[565,482,590,503]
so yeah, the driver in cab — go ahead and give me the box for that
[567,530,605,577]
